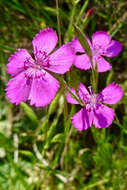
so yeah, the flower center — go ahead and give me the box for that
[24,50,50,80]
[85,94,99,111]
[81,87,102,112]
[92,44,106,57]
[34,50,50,68]
[34,63,42,70]
[92,45,101,56]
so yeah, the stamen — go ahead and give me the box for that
[85,93,101,112]
[23,49,50,82]
[34,49,50,68]
[34,48,47,61]
[24,68,46,80]
[88,86,93,95]
[43,57,50,67]
[24,57,33,69]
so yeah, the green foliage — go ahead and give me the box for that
[20,102,38,125]
[73,24,92,59]
[0,0,127,189]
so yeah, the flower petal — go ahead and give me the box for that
[73,53,91,70]
[45,43,74,74]
[66,87,79,104]
[104,40,122,57]
[28,71,59,107]
[7,49,33,77]
[85,34,93,49]
[6,72,31,105]
[78,83,90,102]
[71,37,84,52]
[72,108,93,131]
[100,83,123,104]
[93,105,114,128]
[92,31,111,48]
[94,56,112,72]
[71,37,92,70]
[72,36,92,51]
[32,28,58,55]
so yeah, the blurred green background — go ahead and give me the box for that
[0,0,127,189]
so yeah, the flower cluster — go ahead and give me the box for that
[6,28,123,130]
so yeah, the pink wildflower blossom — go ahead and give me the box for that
[66,83,123,130]
[6,28,74,107]
[72,31,122,72]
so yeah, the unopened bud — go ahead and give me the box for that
[87,8,93,17]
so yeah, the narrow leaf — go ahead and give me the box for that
[20,102,38,125]
[48,92,61,116]
[73,24,92,58]
[51,133,64,143]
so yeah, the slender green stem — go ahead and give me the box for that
[66,1,77,41]
[76,0,89,25]
[114,114,127,135]
[63,95,68,127]
[61,78,84,106]
[56,0,62,46]
[73,24,97,93]
[13,133,18,163]
[76,89,84,105]
[109,23,122,38]
[114,114,123,129]
[83,179,109,190]
[81,15,90,31]
[90,57,97,93]
[108,12,127,37]
[42,95,64,155]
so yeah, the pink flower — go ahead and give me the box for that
[72,31,122,72]
[6,28,74,107]
[66,83,123,130]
